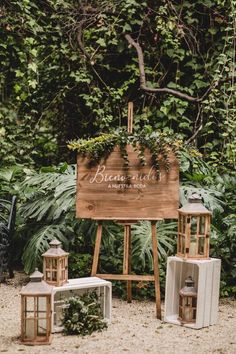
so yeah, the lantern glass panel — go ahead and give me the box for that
[183,297,193,321]
[200,216,205,234]
[189,235,197,256]
[183,307,193,321]
[25,297,34,314]
[37,319,47,336]
[25,319,35,340]
[61,270,65,280]
[182,216,186,234]
[38,296,47,312]
[52,271,57,281]
[52,259,57,269]
[183,296,192,307]
[37,297,48,337]
[25,298,35,340]
[179,216,182,234]
[198,237,205,255]
[181,236,185,254]
[46,271,51,281]
[177,235,181,253]
[190,217,197,234]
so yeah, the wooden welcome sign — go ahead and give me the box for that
[76,145,179,220]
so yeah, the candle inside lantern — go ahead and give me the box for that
[182,297,193,321]
[25,318,34,339]
[189,241,196,256]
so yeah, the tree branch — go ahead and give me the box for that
[125,34,234,103]
[125,34,199,102]
[76,19,109,90]
[186,105,203,144]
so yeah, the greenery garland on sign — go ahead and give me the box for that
[68,128,200,175]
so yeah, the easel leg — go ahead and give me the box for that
[123,224,132,303]
[127,225,132,302]
[91,222,103,276]
[151,221,162,319]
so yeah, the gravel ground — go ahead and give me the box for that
[0,273,235,354]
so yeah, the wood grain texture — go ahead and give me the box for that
[95,274,155,281]
[76,145,179,219]
[151,221,162,319]
[91,223,103,276]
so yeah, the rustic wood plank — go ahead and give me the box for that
[95,274,155,281]
[76,145,179,220]
[92,217,163,221]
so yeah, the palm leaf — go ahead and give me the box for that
[22,224,70,274]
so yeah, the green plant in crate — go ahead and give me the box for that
[62,291,107,336]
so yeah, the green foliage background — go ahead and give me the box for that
[1,0,235,166]
[0,0,235,296]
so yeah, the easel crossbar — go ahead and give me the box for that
[96,274,155,281]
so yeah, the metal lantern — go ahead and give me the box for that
[20,269,53,345]
[179,276,197,324]
[177,194,212,259]
[42,239,69,287]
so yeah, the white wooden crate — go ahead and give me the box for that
[164,256,221,329]
[52,277,112,333]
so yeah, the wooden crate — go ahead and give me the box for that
[76,145,179,220]
[164,256,221,329]
[52,277,112,333]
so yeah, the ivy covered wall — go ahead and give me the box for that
[0,0,235,168]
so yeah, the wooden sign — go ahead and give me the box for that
[76,145,179,220]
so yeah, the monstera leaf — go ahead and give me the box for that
[131,220,177,270]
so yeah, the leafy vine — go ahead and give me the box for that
[67,128,197,175]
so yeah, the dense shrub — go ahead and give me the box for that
[62,292,107,336]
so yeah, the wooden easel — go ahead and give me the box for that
[91,103,162,319]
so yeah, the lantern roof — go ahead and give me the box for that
[42,239,69,257]
[20,269,53,295]
[178,194,212,215]
[179,276,197,297]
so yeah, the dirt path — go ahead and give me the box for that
[0,275,235,354]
